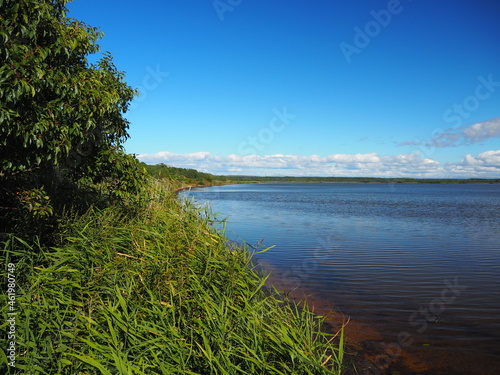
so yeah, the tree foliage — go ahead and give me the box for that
[0,0,145,234]
[142,163,221,184]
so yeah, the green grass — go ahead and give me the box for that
[1,179,344,374]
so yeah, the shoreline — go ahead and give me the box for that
[257,262,450,375]
[177,180,500,191]
[178,183,430,374]
[255,260,418,375]
[174,181,234,193]
[177,181,500,374]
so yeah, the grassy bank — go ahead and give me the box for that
[1,179,344,374]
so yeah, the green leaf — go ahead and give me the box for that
[66,354,113,375]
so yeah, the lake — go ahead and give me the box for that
[182,183,500,375]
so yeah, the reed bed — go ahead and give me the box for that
[1,179,344,374]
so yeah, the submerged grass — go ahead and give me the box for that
[1,179,344,374]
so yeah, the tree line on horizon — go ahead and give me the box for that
[141,164,500,185]
[219,175,500,184]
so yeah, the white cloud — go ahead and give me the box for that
[427,117,500,148]
[463,118,500,143]
[448,150,500,175]
[398,117,500,148]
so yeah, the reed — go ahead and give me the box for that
[1,179,344,374]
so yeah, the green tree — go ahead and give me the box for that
[0,0,145,233]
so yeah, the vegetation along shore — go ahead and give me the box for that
[0,2,344,373]
[1,176,345,374]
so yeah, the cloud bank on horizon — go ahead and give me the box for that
[139,116,500,178]
[137,148,500,178]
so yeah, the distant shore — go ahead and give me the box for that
[222,176,500,184]
[174,177,500,192]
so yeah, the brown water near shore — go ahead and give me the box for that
[261,262,498,375]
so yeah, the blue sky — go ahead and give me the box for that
[67,0,500,177]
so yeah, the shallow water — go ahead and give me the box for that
[183,183,500,374]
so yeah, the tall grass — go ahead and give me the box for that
[1,179,344,374]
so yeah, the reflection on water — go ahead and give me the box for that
[183,183,500,374]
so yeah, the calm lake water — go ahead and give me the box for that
[182,183,500,375]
